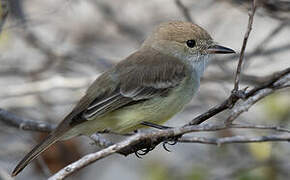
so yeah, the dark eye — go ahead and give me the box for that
[186,40,196,48]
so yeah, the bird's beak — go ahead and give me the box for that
[207,45,235,54]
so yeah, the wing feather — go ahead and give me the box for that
[70,48,188,124]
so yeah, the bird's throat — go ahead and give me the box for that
[190,54,211,79]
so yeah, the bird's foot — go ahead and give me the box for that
[162,135,182,152]
[131,122,180,157]
[134,145,156,158]
[141,121,172,130]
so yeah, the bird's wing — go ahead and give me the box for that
[67,48,188,126]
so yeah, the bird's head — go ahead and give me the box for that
[142,21,235,62]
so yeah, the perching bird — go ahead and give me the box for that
[12,21,235,176]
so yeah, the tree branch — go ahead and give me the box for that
[178,134,290,145]
[0,108,55,132]
[230,123,290,133]
[48,119,290,180]
[233,0,257,91]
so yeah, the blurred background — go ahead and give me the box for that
[0,0,290,179]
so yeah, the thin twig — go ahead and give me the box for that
[226,70,290,124]
[233,0,258,91]
[230,123,290,133]
[48,133,151,180]
[0,108,56,132]
[178,134,290,145]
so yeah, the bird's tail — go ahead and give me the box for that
[12,132,62,176]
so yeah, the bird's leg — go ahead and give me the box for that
[141,121,172,130]
[133,124,158,158]
[140,121,181,152]
[111,122,178,157]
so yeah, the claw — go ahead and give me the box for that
[167,141,177,145]
[162,136,181,152]
[135,151,142,158]
[141,148,150,154]
[133,135,180,157]
[162,142,171,152]
[134,146,155,158]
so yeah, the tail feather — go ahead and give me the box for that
[12,133,61,177]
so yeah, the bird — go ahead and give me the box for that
[12,21,235,176]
